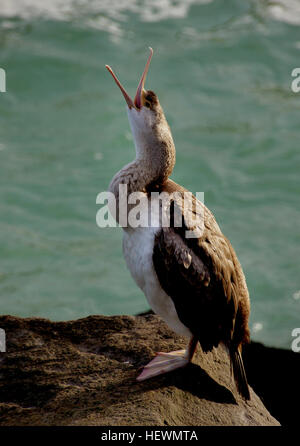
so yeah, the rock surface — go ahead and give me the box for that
[0,314,279,426]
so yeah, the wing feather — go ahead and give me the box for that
[152,179,250,352]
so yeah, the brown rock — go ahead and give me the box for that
[0,314,279,426]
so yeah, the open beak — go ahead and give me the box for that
[105,47,153,110]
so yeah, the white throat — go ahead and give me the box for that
[127,107,156,160]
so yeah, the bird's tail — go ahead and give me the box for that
[230,346,250,400]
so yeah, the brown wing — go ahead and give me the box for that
[152,179,250,352]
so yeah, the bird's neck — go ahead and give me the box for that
[109,135,176,197]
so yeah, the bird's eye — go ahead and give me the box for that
[145,101,151,108]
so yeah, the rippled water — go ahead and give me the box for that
[0,0,299,348]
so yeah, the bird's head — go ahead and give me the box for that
[106,48,175,179]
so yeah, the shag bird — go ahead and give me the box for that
[106,48,251,400]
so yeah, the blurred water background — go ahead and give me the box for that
[0,0,299,348]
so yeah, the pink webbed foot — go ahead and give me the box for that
[136,349,190,382]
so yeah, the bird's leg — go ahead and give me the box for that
[136,336,198,382]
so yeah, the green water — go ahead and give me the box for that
[0,0,299,348]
